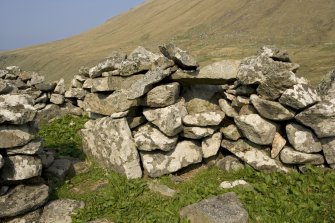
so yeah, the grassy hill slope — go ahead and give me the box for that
[0,0,335,84]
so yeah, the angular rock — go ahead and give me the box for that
[183,111,225,127]
[258,45,291,62]
[221,139,289,172]
[219,98,238,118]
[140,140,202,177]
[81,118,142,179]
[279,84,321,110]
[220,124,242,141]
[144,82,180,107]
[286,123,322,153]
[50,93,65,105]
[271,133,286,158]
[0,94,36,124]
[18,71,34,82]
[152,56,175,70]
[0,184,49,218]
[182,126,216,139]
[0,80,15,94]
[7,138,42,155]
[133,123,178,152]
[1,155,42,181]
[148,182,177,197]
[317,69,335,101]
[35,82,56,92]
[38,149,55,169]
[220,180,250,189]
[159,43,198,70]
[0,124,36,148]
[82,78,93,89]
[230,85,256,96]
[35,93,48,104]
[118,59,150,77]
[64,88,87,100]
[202,132,222,158]
[90,77,112,92]
[127,116,147,129]
[231,96,250,108]
[105,51,127,64]
[234,114,278,145]
[53,78,66,94]
[180,192,248,223]
[216,155,244,172]
[250,94,295,121]
[143,99,187,136]
[34,104,63,123]
[44,158,72,182]
[239,104,258,116]
[107,74,144,91]
[295,100,335,138]
[280,146,325,165]
[321,137,335,165]
[5,208,42,223]
[71,79,83,88]
[28,73,45,86]
[89,59,116,78]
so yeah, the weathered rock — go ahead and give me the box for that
[271,133,286,158]
[133,123,178,152]
[143,99,187,136]
[81,117,142,179]
[144,82,180,107]
[107,74,144,91]
[159,43,198,70]
[35,93,48,104]
[118,59,150,77]
[280,146,325,165]
[221,139,289,172]
[71,79,83,88]
[90,77,112,92]
[219,99,238,118]
[295,100,335,138]
[0,94,36,124]
[6,66,21,75]
[286,123,322,153]
[180,192,249,223]
[34,103,46,110]
[53,78,66,94]
[250,94,295,121]
[34,82,56,92]
[216,155,244,172]
[220,124,242,141]
[39,199,85,223]
[238,104,258,116]
[152,56,175,70]
[0,80,15,94]
[89,59,116,78]
[183,111,225,127]
[317,69,335,101]
[182,126,216,139]
[28,73,45,86]
[34,104,63,123]
[0,124,36,148]
[231,96,250,108]
[64,88,87,100]
[50,93,65,105]
[202,132,222,158]
[140,140,202,177]
[230,85,256,96]
[127,116,147,129]
[279,84,321,110]
[1,155,42,181]
[38,149,55,168]
[4,208,42,223]
[44,158,72,182]
[0,184,49,218]
[18,71,34,82]
[321,137,335,165]
[234,114,278,145]
[258,45,291,62]
[7,138,42,155]
[105,51,127,63]
[148,182,177,197]
[220,180,250,189]
[0,69,8,78]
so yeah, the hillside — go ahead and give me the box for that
[0,0,335,84]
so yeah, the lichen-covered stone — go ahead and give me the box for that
[0,124,36,148]
[321,137,335,165]
[250,94,295,121]
[50,93,65,105]
[317,69,335,101]
[182,126,216,139]
[258,45,291,62]
[7,138,42,155]
[286,123,322,153]
[201,132,222,158]
[280,146,325,165]
[81,117,142,179]
[234,114,278,145]
[88,59,116,78]
[221,139,289,173]
[144,82,180,107]
[279,84,321,110]
[54,78,66,94]
[183,111,225,127]
[216,155,244,172]
[64,88,87,100]
[143,99,187,136]
[133,123,178,152]
[0,184,49,218]
[219,98,238,118]
[28,73,45,86]
[140,140,202,177]
[90,77,112,92]
[107,74,144,91]
[220,124,242,141]
[271,133,286,158]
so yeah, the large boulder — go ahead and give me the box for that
[81,117,142,179]
[279,84,321,110]
[133,123,178,152]
[144,82,180,108]
[280,147,325,165]
[0,184,49,218]
[317,69,335,101]
[0,124,36,148]
[182,111,225,127]
[286,123,322,153]
[143,99,187,136]
[221,139,289,173]
[140,140,202,177]
[295,100,335,138]
[1,155,42,181]
[320,137,335,166]
[0,94,36,125]
[159,43,198,70]
[234,114,278,145]
[250,95,295,121]
[180,192,249,223]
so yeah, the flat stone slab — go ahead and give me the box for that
[183,111,225,127]
[0,123,36,149]
[182,126,216,139]
[280,146,325,165]
[7,138,42,155]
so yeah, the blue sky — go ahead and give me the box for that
[0,0,144,51]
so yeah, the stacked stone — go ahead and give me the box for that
[80,44,335,179]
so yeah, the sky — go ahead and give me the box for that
[0,0,144,51]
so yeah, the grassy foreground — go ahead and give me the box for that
[39,116,335,223]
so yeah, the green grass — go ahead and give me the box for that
[39,116,335,223]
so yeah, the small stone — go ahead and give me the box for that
[89,59,116,78]
[28,73,45,86]
[219,99,238,118]
[220,124,242,141]
[148,182,177,197]
[18,71,34,82]
[4,208,42,223]
[144,82,180,108]
[182,126,216,139]
[258,45,291,62]
[280,146,325,165]
[71,79,83,88]
[64,88,87,100]
[127,116,147,129]
[216,155,244,172]
[220,180,250,189]
[50,93,65,105]
[183,111,225,127]
[54,78,66,94]
[232,96,250,108]
[271,133,286,158]
[201,132,222,158]
[35,82,56,92]
[238,104,258,116]
[320,137,335,165]
[317,69,335,101]
[7,138,42,155]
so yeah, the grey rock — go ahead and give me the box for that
[279,84,321,110]
[231,96,250,108]
[216,155,244,172]
[182,126,216,139]
[53,78,66,94]
[0,80,15,94]
[38,149,55,168]
[5,73,18,80]
[151,56,175,70]
[107,74,144,91]
[0,184,49,218]
[4,208,42,223]
[271,133,286,158]
[317,69,335,101]
[90,77,112,92]
[89,59,116,78]
[35,93,48,104]
[220,124,242,141]
[6,66,21,75]
[234,114,278,145]
[73,74,87,82]
[17,71,34,82]
[258,45,291,62]
[232,85,256,96]
[141,140,202,177]
[105,51,127,63]
[50,93,65,105]
[286,123,322,153]
[71,79,83,88]
[34,103,46,110]
[250,94,295,121]
[39,199,85,223]
[219,99,238,118]
[148,182,177,197]
[222,139,289,173]
[220,180,250,189]
[144,82,180,107]
[110,110,130,119]
[118,59,150,77]
[0,124,36,148]
[143,99,187,136]
[202,132,222,158]
[127,116,147,129]
[35,104,63,123]
[280,146,325,165]
[44,158,72,182]
[320,137,335,165]
[64,88,87,100]
[81,118,142,179]
[34,82,56,92]
[180,192,248,223]
[82,78,93,89]
[159,43,198,70]
[295,100,335,138]
[133,123,178,152]
[0,94,36,124]
[7,138,42,155]
[183,111,225,127]
[1,155,42,181]
[0,69,8,78]
[28,73,45,86]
